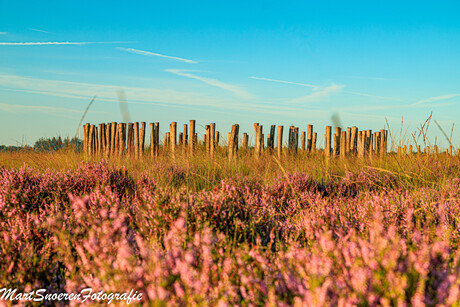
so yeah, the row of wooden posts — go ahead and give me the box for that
[83,120,459,160]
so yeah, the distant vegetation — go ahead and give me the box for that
[0,136,83,152]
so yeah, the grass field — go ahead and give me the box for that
[1,146,460,305]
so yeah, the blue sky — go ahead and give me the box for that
[1,0,459,148]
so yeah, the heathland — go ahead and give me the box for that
[0,142,460,305]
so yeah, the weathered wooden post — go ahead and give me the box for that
[277,126,283,159]
[269,125,276,151]
[170,122,177,157]
[312,132,317,152]
[449,145,453,156]
[98,123,104,156]
[417,145,421,154]
[134,122,139,159]
[325,126,332,158]
[83,123,90,158]
[228,126,235,160]
[351,126,358,155]
[111,122,117,156]
[334,127,341,157]
[346,127,352,154]
[150,123,155,158]
[89,125,95,157]
[307,125,313,153]
[294,127,299,154]
[434,145,438,155]
[164,132,170,149]
[365,130,372,157]
[139,122,146,158]
[340,131,346,158]
[183,124,188,154]
[127,123,134,157]
[409,145,413,155]
[254,123,260,157]
[301,131,306,151]
[205,125,210,155]
[179,133,183,147]
[210,123,216,158]
[232,124,240,157]
[105,123,111,158]
[358,131,364,158]
[117,123,123,157]
[380,129,387,156]
[374,132,379,156]
[189,120,196,154]
[243,133,248,150]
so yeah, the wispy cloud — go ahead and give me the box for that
[286,84,345,104]
[412,94,460,106]
[118,47,197,64]
[28,28,53,34]
[0,41,126,46]
[0,32,7,35]
[249,76,318,89]
[0,73,327,119]
[250,75,401,101]
[166,69,254,99]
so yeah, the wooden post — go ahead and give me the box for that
[205,125,210,154]
[325,126,332,158]
[164,132,170,148]
[434,145,438,155]
[128,123,134,157]
[340,131,346,158]
[380,129,387,156]
[216,131,220,146]
[270,125,276,150]
[179,133,183,147]
[312,132,317,152]
[228,126,235,160]
[150,123,155,158]
[98,123,104,156]
[307,125,313,153]
[170,122,177,157]
[203,134,206,144]
[365,130,372,157]
[346,127,351,154]
[254,123,260,156]
[210,123,216,158]
[277,126,283,159]
[358,131,364,158]
[243,133,248,150]
[294,127,299,154]
[374,132,379,156]
[234,125,239,153]
[105,123,111,158]
[258,125,263,155]
[89,125,95,157]
[334,127,342,157]
[449,145,453,156]
[83,123,89,158]
[117,123,123,157]
[139,122,146,158]
[301,131,306,151]
[122,123,127,157]
[417,145,421,154]
[409,145,413,155]
[351,126,358,155]
[189,120,196,154]
[111,122,117,156]
[134,122,139,159]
